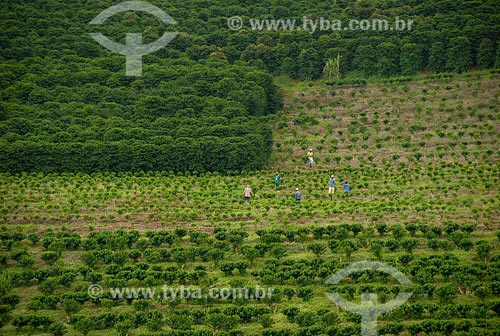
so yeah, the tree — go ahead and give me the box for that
[206,313,239,332]
[353,44,377,77]
[207,248,225,266]
[172,248,189,268]
[220,262,235,276]
[259,314,273,328]
[41,251,60,265]
[495,44,500,68]
[115,319,134,336]
[446,36,473,73]
[376,42,399,77]
[62,298,81,316]
[340,240,357,261]
[436,284,456,304]
[284,288,295,301]
[283,306,299,323]
[375,223,388,236]
[307,242,326,257]
[18,255,35,268]
[298,48,321,80]
[227,230,248,252]
[428,42,446,73]
[166,314,193,330]
[398,253,413,266]
[38,278,58,295]
[401,238,418,253]
[269,244,287,259]
[0,271,13,297]
[370,240,384,261]
[146,311,164,332]
[27,298,44,312]
[328,239,339,252]
[320,311,339,327]
[74,317,93,336]
[400,43,423,75]
[49,323,68,336]
[294,311,318,327]
[281,57,298,77]
[241,245,260,265]
[477,38,495,69]
[476,240,492,261]
[296,287,314,302]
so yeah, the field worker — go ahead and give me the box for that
[275,172,280,187]
[328,175,336,197]
[343,180,351,197]
[243,185,252,204]
[307,148,314,167]
[295,188,301,202]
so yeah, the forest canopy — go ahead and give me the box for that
[1,0,499,172]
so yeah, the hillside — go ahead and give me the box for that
[2,72,498,230]
[2,0,500,173]
[273,72,499,167]
[0,73,499,335]
[1,0,500,335]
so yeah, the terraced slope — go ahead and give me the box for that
[0,72,499,336]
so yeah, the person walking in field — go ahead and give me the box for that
[343,180,351,197]
[307,148,314,167]
[243,185,252,204]
[275,173,280,188]
[328,175,336,199]
[295,188,301,202]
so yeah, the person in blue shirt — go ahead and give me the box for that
[275,173,280,188]
[328,174,336,199]
[307,149,314,167]
[295,188,301,202]
[343,180,351,197]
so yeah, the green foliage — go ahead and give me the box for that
[428,42,446,73]
[74,317,93,336]
[436,284,457,304]
[476,240,493,261]
[307,242,326,256]
[146,311,164,332]
[13,315,55,333]
[477,38,495,69]
[294,310,318,327]
[0,273,12,297]
[294,112,319,127]
[41,251,60,266]
[400,43,423,76]
[259,314,273,328]
[166,314,194,330]
[298,48,321,80]
[495,44,500,68]
[115,319,134,336]
[206,313,239,332]
[49,323,68,336]
[269,244,287,260]
[1,1,497,175]
[446,36,473,73]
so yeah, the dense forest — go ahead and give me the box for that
[1,0,499,172]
